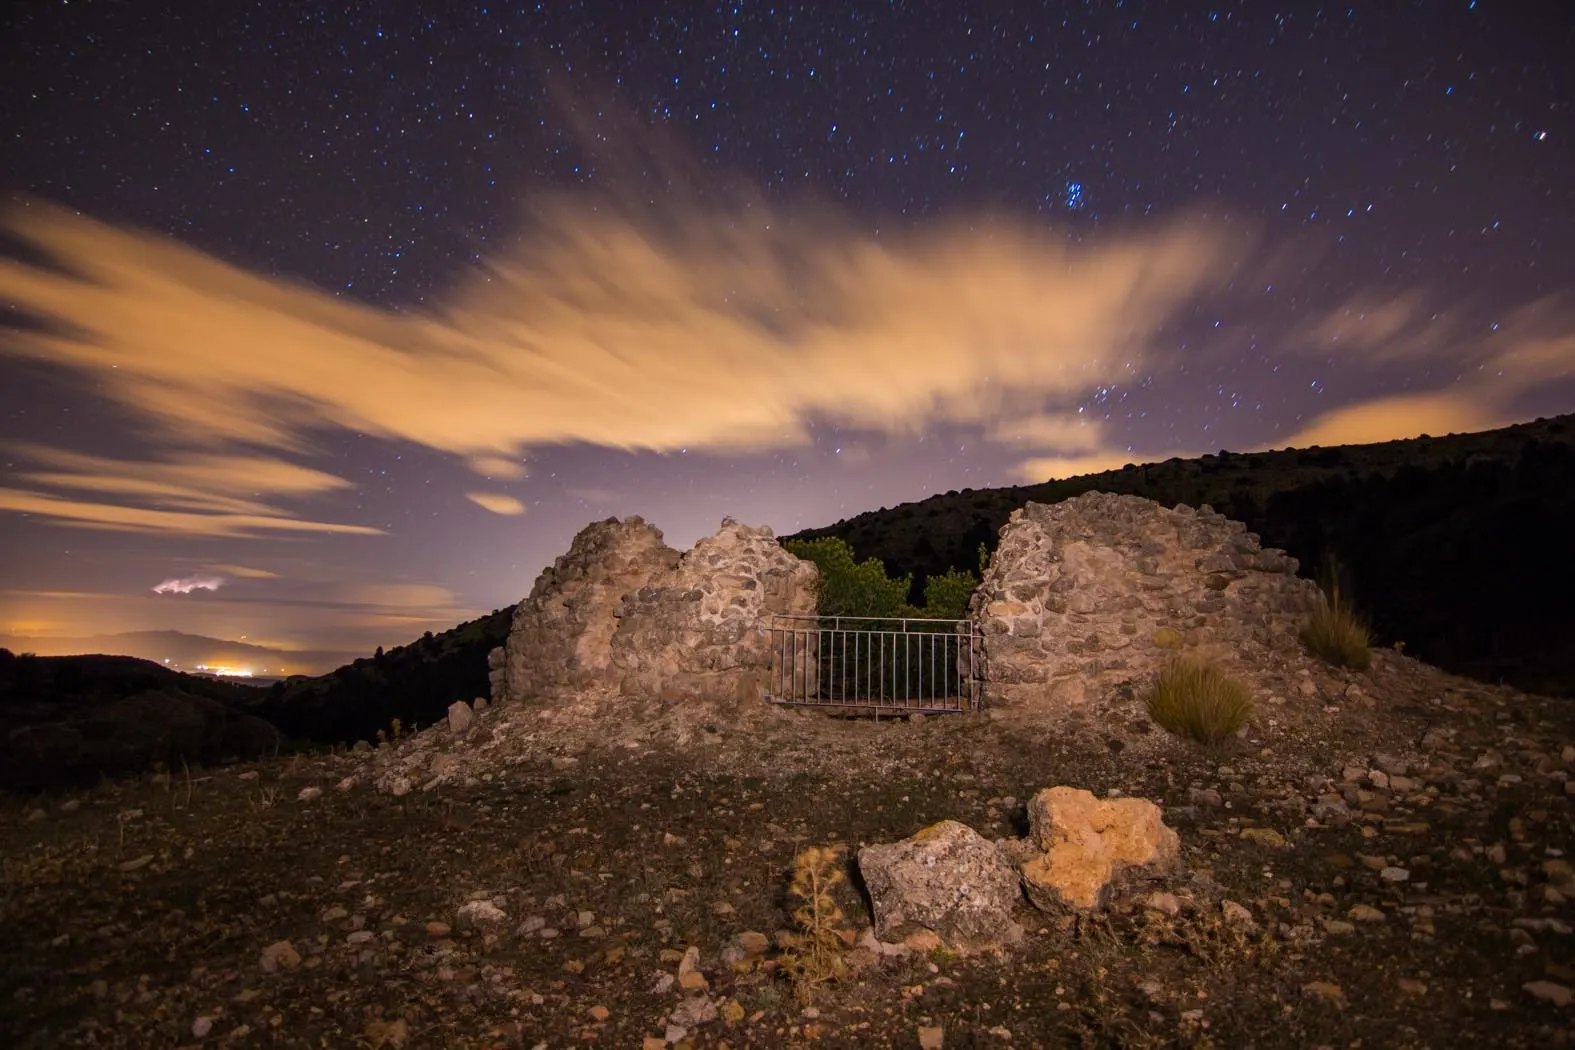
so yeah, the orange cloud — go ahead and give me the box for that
[0,199,1237,461]
[0,487,382,537]
[465,492,527,515]
[1270,393,1507,450]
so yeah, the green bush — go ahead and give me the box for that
[1144,658,1254,743]
[920,568,978,620]
[783,537,911,618]
[783,537,983,621]
[1300,598,1372,670]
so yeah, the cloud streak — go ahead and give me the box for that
[0,198,1239,524]
[152,575,224,595]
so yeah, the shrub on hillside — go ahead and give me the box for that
[783,537,912,618]
[919,568,978,620]
[1300,597,1372,670]
[783,536,982,621]
[1300,554,1372,670]
[1144,658,1254,743]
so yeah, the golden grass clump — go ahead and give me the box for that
[1144,658,1254,743]
[777,845,849,1000]
[1299,595,1372,670]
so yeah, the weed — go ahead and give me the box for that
[1299,595,1372,670]
[777,845,849,1001]
[1144,658,1254,743]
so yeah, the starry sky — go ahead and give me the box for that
[1,0,1572,669]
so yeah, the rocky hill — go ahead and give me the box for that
[784,413,1575,697]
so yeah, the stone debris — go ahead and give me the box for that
[258,940,301,972]
[1018,786,1181,911]
[447,700,473,735]
[455,900,507,927]
[859,819,1026,954]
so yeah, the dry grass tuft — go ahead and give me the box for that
[1144,658,1254,743]
[1300,594,1372,671]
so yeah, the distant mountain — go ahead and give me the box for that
[0,650,282,790]
[0,608,517,788]
[0,629,356,677]
[238,608,515,747]
[783,413,1575,698]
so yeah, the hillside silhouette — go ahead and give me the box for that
[784,414,1575,698]
[0,609,513,788]
[239,608,514,746]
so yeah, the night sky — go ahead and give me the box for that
[1,1,1572,669]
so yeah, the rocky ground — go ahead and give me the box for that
[4,648,1575,1049]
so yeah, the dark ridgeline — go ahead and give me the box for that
[0,608,513,790]
[783,413,1575,699]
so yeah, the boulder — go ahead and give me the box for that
[858,820,1025,954]
[1018,786,1181,911]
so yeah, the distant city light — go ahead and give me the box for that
[194,663,254,677]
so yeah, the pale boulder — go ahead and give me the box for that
[1018,786,1181,911]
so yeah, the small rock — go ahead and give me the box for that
[1348,904,1385,923]
[117,854,155,873]
[588,1005,609,1022]
[736,930,769,955]
[1525,981,1574,1008]
[1398,978,1428,996]
[456,900,507,927]
[297,787,322,802]
[670,995,718,1027]
[1221,900,1256,928]
[259,940,301,972]
[192,1016,215,1038]
[1240,827,1286,848]
[447,700,473,735]
[903,929,944,953]
[918,1025,945,1050]
[1379,866,1410,883]
[424,921,451,938]
[1301,981,1347,1009]
[1143,892,1182,916]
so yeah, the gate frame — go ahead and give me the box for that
[762,613,983,714]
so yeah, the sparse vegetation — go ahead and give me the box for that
[776,844,850,1000]
[1300,557,1372,670]
[1143,657,1254,743]
[1300,598,1373,670]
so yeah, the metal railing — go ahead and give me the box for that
[763,614,981,713]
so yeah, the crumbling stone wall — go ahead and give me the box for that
[611,519,818,704]
[973,491,1321,707]
[494,516,817,708]
[499,517,680,704]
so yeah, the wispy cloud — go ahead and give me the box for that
[465,492,527,515]
[209,564,279,579]
[152,575,224,595]
[0,200,1238,521]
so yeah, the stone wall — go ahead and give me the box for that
[494,516,817,708]
[610,519,818,704]
[972,491,1321,707]
[498,517,680,704]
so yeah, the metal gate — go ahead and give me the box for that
[763,614,982,713]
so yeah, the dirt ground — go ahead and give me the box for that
[4,651,1575,1049]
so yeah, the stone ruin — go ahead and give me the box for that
[482,490,1322,719]
[972,491,1322,709]
[489,516,818,712]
